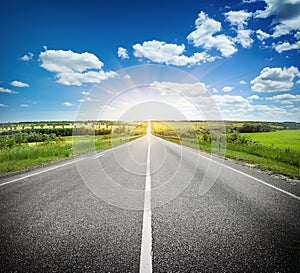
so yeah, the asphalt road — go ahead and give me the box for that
[0,129,300,272]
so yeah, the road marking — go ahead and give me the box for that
[93,153,104,159]
[195,151,300,201]
[0,158,84,187]
[140,121,152,273]
[155,135,300,201]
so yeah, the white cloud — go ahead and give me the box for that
[240,80,247,84]
[10,80,29,87]
[133,40,215,66]
[267,93,300,103]
[234,29,254,48]
[0,87,18,94]
[81,91,89,95]
[225,10,252,29]
[273,40,300,53]
[187,11,237,57]
[20,104,29,107]
[40,49,103,72]
[222,86,233,92]
[85,97,99,102]
[251,66,300,92]
[273,16,300,38]
[133,40,184,61]
[211,94,249,106]
[20,52,33,61]
[224,11,253,48]
[117,47,129,59]
[63,102,73,107]
[150,81,207,96]
[212,88,218,93]
[103,105,116,111]
[255,0,300,38]
[248,95,260,100]
[39,49,117,86]
[0,103,8,107]
[256,29,271,41]
[295,31,300,39]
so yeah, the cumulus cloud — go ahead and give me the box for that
[225,10,252,29]
[20,104,29,107]
[273,40,300,53]
[240,80,247,84]
[251,66,300,92]
[266,93,300,103]
[187,11,237,57]
[39,49,117,86]
[295,31,300,39]
[234,29,254,48]
[117,47,129,59]
[20,52,34,61]
[212,94,249,107]
[10,80,29,87]
[133,40,215,66]
[0,103,8,107]
[256,29,271,41]
[248,95,260,100]
[0,87,18,94]
[63,102,73,107]
[150,81,208,96]
[224,10,254,48]
[222,86,233,92]
[255,0,300,38]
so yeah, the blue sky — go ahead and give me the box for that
[0,0,300,122]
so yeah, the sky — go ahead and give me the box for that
[0,0,300,122]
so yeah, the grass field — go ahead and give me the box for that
[151,121,300,179]
[0,134,143,175]
[242,130,300,153]
[1,120,299,179]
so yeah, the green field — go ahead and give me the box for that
[1,120,300,179]
[242,130,300,153]
[151,121,300,179]
[0,121,148,175]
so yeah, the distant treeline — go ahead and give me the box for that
[233,124,272,133]
[0,127,112,137]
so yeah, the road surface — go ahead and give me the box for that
[0,124,300,272]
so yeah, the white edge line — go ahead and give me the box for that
[155,135,300,201]
[196,150,300,201]
[93,153,104,159]
[0,159,84,187]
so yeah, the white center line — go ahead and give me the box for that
[140,121,152,273]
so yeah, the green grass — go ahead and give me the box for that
[159,136,300,179]
[0,143,72,174]
[0,134,145,175]
[242,130,300,152]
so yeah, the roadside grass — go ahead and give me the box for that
[160,136,300,179]
[0,134,145,175]
[0,143,72,174]
[242,130,300,153]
